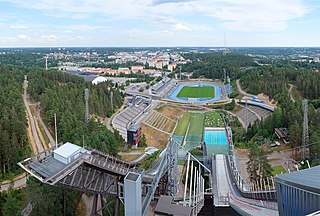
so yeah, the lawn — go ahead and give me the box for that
[204,111,224,127]
[188,113,205,135]
[177,86,215,98]
[272,165,287,176]
[174,112,191,136]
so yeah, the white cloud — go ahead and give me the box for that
[0,0,310,32]
[10,24,28,29]
[192,0,310,31]
[173,23,192,31]
[68,25,110,31]
[0,0,314,46]
[17,34,29,39]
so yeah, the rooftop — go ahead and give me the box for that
[53,142,83,158]
[275,165,320,194]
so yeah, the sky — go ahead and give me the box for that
[0,0,319,47]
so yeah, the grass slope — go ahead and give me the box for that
[188,113,205,135]
[204,111,224,127]
[184,113,205,150]
[272,165,287,176]
[174,112,191,136]
[177,86,214,98]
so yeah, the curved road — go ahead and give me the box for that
[236,79,255,97]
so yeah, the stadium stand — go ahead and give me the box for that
[112,96,151,141]
[236,104,273,129]
[236,107,259,129]
[247,105,272,119]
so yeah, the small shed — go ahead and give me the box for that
[53,142,83,164]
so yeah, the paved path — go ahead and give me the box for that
[236,79,254,97]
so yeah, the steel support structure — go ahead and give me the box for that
[167,138,179,196]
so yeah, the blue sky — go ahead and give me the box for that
[0,0,319,47]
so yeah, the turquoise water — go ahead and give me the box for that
[204,130,229,155]
[204,130,228,145]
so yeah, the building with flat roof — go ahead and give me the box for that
[118,67,131,74]
[131,65,144,73]
[275,166,320,216]
[127,124,142,147]
[53,142,85,164]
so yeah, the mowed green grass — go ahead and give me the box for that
[174,112,191,136]
[204,111,224,127]
[177,86,215,98]
[188,113,205,135]
[272,165,287,176]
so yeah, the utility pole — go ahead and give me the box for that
[223,31,227,56]
[110,91,114,109]
[45,55,48,70]
[302,99,309,160]
[54,113,58,149]
[85,88,89,125]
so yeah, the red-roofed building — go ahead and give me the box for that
[155,61,163,69]
[131,66,145,73]
[168,62,177,72]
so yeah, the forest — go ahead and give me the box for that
[0,64,124,215]
[0,65,28,178]
[27,69,124,154]
[181,52,256,80]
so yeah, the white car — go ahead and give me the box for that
[275,141,281,146]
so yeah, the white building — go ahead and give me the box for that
[92,76,109,85]
[53,142,86,164]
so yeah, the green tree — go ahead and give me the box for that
[246,144,272,184]
[1,189,22,216]
[139,134,147,147]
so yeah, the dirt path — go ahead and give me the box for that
[288,84,296,103]
[23,82,44,153]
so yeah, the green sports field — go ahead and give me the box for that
[177,86,215,98]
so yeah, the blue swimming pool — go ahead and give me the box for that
[204,130,229,155]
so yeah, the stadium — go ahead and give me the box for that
[166,82,224,103]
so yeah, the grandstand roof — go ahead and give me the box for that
[275,165,320,194]
[92,76,108,85]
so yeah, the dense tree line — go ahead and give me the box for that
[180,53,256,80]
[240,65,320,100]
[0,65,28,176]
[27,69,124,154]
[239,66,320,164]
